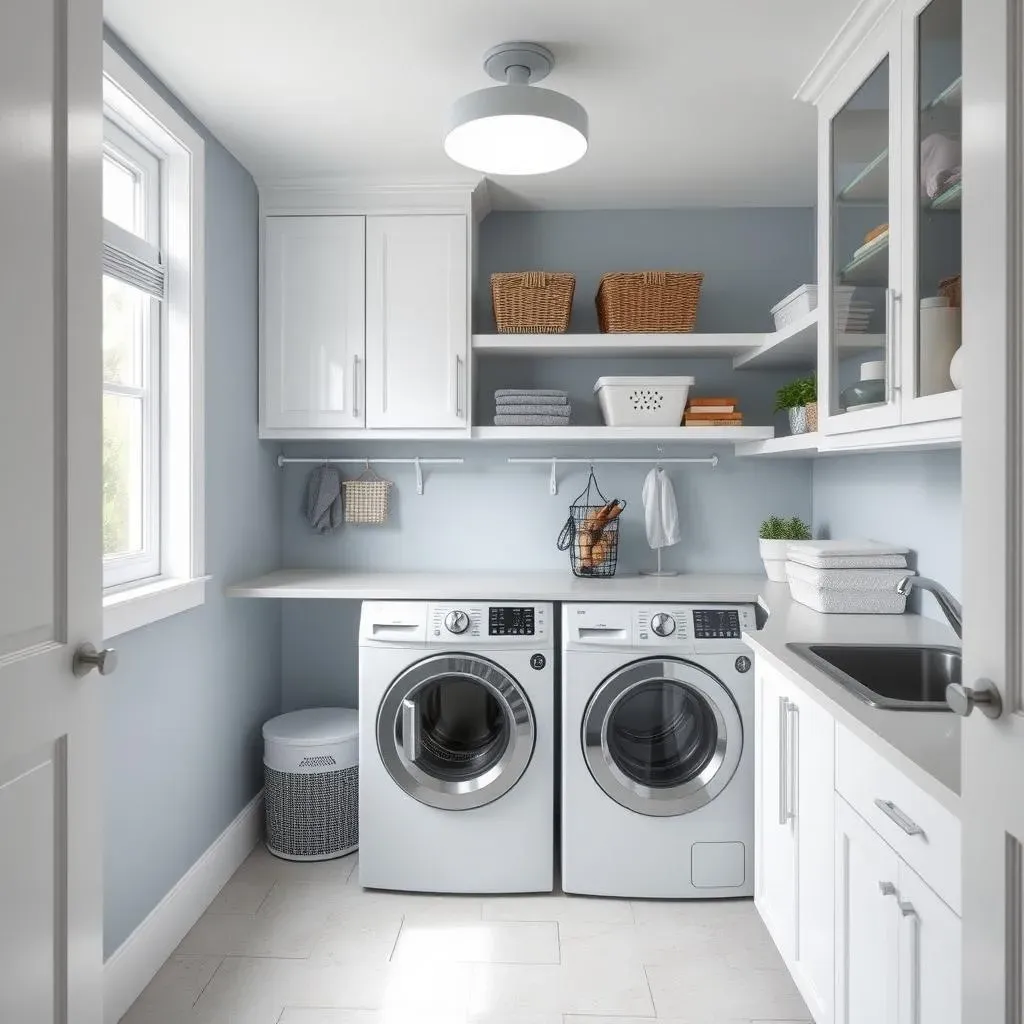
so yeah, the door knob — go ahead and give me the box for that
[73,642,118,678]
[946,680,1002,719]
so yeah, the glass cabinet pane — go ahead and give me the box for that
[915,0,962,397]
[830,58,891,419]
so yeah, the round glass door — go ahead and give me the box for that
[582,658,742,817]
[377,653,535,810]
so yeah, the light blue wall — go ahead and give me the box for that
[811,451,962,619]
[102,32,282,957]
[476,208,817,333]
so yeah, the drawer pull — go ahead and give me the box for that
[874,798,926,838]
[899,900,921,1024]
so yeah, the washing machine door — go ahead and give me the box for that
[377,653,535,811]
[582,657,742,817]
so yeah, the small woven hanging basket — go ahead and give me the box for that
[342,469,391,525]
[491,271,575,334]
[596,271,704,333]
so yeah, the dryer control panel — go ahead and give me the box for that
[428,603,551,644]
[565,603,756,653]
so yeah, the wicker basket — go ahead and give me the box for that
[596,271,704,333]
[342,468,391,524]
[939,274,961,309]
[491,272,575,334]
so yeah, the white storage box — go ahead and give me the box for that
[786,561,913,614]
[771,285,817,330]
[594,376,695,427]
[263,708,359,862]
[787,539,910,570]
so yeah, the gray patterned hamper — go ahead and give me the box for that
[262,708,359,862]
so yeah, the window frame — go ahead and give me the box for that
[102,43,207,638]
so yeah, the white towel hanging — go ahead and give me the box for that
[642,467,681,550]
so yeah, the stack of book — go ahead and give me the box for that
[683,397,743,427]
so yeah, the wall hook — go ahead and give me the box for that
[414,457,424,495]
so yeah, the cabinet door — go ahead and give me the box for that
[835,796,900,1024]
[792,692,836,1024]
[819,10,904,436]
[898,0,963,426]
[261,216,366,433]
[365,215,468,430]
[896,863,961,1024]
[754,663,797,961]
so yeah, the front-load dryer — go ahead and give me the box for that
[562,602,758,899]
[359,600,554,893]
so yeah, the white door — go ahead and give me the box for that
[754,664,796,959]
[959,0,1024,1018]
[0,0,105,1021]
[365,215,468,430]
[261,216,366,434]
[834,797,900,1024]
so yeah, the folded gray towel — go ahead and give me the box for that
[303,465,343,533]
[495,404,571,417]
[494,388,568,399]
[494,415,574,426]
[495,393,569,407]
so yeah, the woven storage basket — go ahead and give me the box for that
[342,470,390,524]
[491,272,575,333]
[939,274,962,309]
[596,271,704,333]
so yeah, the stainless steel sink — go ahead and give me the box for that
[786,643,960,711]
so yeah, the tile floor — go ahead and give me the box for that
[121,846,811,1024]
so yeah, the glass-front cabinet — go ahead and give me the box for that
[817,0,961,437]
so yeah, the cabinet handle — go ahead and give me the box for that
[884,288,901,401]
[785,701,798,823]
[454,354,465,418]
[778,696,790,825]
[352,354,361,418]
[899,900,921,1024]
[879,880,897,897]
[874,798,926,838]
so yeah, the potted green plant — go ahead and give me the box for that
[774,375,818,435]
[759,515,812,582]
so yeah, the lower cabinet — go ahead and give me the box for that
[835,795,961,1024]
[755,661,835,1024]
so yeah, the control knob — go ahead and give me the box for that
[445,610,471,634]
[651,612,676,637]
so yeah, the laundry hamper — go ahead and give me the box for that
[263,708,359,862]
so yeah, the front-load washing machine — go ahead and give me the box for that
[562,602,758,898]
[359,600,554,893]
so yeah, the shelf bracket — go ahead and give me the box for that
[549,458,558,496]
[414,457,424,496]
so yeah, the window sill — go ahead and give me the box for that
[103,575,210,639]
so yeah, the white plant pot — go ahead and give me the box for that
[759,538,791,583]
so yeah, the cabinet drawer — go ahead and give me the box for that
[835,725,960,913]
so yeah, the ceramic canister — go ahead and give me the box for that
[919,296,961,396]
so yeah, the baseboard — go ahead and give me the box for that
[103,790,264,1024]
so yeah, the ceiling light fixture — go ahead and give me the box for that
[444,42,588,176]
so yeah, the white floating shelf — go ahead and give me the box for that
[929,179,961,210]
[841,236,889,286]
[839,148,889,203]
[471,425,775,443]
[472,332,762,359]
[731,311,884,371]
[734,433,821,458]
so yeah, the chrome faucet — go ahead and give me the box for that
[896,576,962,639]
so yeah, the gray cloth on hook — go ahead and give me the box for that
[494,415,574,426]
[304,465,343,533]
[495,392,569,406]
[494,389,568,400]
[494,404,571,417]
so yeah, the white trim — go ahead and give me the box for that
[795,0,897,104]
[103,791,263,1024]
[103,575,210,639]
[259,179,479,217]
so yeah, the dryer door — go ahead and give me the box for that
[377,653,536,810]
[582,657,742,817]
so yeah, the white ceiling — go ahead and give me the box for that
[104,0,857,210]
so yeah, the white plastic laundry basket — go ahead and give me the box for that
[594,376,695,426]
[263,708,359,862]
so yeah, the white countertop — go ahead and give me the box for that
[226,568,961,811]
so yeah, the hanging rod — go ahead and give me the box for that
[506,453,719,496]
[276,455,464,495]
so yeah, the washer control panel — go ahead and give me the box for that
[693,607,742,639]
[428,603,550,643]
[489,606,536,636]
[568,604,756,651]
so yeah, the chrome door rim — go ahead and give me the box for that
[582,657,742,817]
[377,653,535,811]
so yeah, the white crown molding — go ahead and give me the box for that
[258,176,486,216]
[795,0,897,104]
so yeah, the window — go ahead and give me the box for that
[102,44,206,637]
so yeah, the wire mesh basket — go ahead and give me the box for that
[557,468,626,578]
[342,464,391,524]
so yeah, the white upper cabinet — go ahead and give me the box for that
[814,0,962,439]
[261,216,366,433]
[365,215,468,430]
